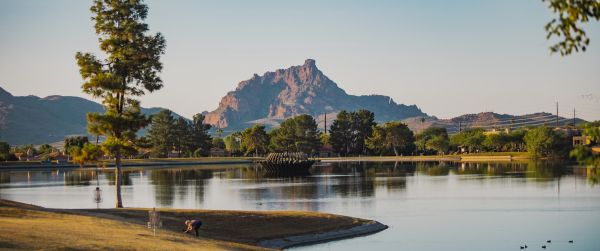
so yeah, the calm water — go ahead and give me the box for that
[1,161,599,251]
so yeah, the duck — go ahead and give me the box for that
[547,240,551,243]
[542,245,546,249]
[520,246,524,249]
[569,240,573,243]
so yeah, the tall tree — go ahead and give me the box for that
[366,121,415,156]
[543,0,600,55]
[173,117,191,157]
[352,109,377,155]
[329,110,376,156]
[450,129,486,153]
[189,114,212,157]
[224,132,242,156]
[76,0,166,208]
[147,109,175,158]
[329,111,353,156]
[416,127,449,155]
[241,124,269,156]
[270,115,321,154]
[524,126,569,157]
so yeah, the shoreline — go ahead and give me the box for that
[257,221,388,249]
[0,154,536,170]
[0,199,387,250]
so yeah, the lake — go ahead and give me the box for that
[1,161,599,251]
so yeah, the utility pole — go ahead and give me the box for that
[573,108,576,128]
[458,121,462,133]
[556,102,559,128]
[324,113,327,135]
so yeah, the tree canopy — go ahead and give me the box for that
[270,114,321,154]
[76,0,166,208]
[543,0,600,55]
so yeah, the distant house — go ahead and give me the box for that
[483,128,510,136]
[573,135,590,146]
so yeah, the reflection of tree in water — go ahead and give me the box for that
[448,161,569,180]
[416,161,450,176]
[587,167,600,185]
[63,170,93,186]
[149,168,213,207]
[104,170,132,186]
[572,166,600,186]
[0,172,10,184]
[525,160,567,180]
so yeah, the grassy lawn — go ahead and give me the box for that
[0,200,372,250]
[74,207,370,245]
[0,201,263,251]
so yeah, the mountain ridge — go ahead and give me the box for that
[203,59,427,130]
[0,86,185,145]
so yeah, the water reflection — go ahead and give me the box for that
[1,161,600,251]
[1,161,598,205]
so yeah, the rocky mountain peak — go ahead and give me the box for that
[203,59,426,130]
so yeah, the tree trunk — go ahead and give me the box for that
[115,153,123,208]
[392,145,399,156]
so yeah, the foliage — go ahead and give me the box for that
[173,117,191,156]
[270,115,321,154]
[189,114,212,157]
[0,141,9,161]
[37,144,54,155]
[147,109,175,157]
[76,0,166,208]
[329,110,376,156]
[415,127,449,154]
[212,137,225,149]
[224,132,242,155]
[543,0,600,55]
[64,136,89,153]
[366,121,415,156]
[570,145,600,167]
[569,122,600,166]
[70,143,104,168]
[450,129,485,153]
[241,125,269,156]
[524,126,570,157]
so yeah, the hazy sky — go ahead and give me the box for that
[1,0,599,120]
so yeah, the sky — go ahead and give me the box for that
[1,0,599,121]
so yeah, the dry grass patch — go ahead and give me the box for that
[74,208,371,245]
[0,201,267,251]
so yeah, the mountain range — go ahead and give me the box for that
[0,59,583,145]
[0,87,184,145]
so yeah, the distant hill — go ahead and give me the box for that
[418,112,586,134]
[203,59,427,131]
[0,87,185,145]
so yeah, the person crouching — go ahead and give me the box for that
[183,219,202,237]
